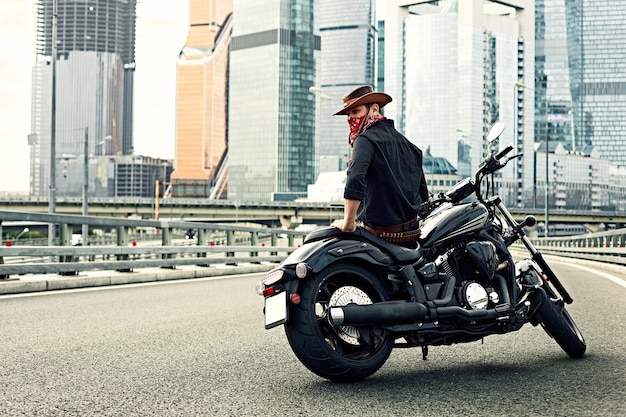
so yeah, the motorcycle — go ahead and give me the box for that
[256,121,586,382]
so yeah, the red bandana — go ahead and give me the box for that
[348,113,385,146]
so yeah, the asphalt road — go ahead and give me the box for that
[0,260,624,417]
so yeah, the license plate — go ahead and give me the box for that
[264,291,288,329]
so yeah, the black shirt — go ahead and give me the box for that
[344,119,429,227]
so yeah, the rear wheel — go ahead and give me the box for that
[285,262,394,382]
[531,289,586,358]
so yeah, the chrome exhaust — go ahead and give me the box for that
[328,301,512,326]
[329,301,429,326]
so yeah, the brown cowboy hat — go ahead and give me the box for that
[333,85,392,116]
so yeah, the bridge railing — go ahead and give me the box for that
[522,228,626,266]
[3,208,625,279]
[0,210,308,278]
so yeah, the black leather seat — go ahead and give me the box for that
[304,226,423,264]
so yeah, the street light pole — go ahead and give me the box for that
[49,0,58,247]
[515,81,549,237]
[83,127,89,245]
[16,228,30,240]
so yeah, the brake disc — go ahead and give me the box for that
[329,286,373,345]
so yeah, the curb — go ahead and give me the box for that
[0,263,275,296]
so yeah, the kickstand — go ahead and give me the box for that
[421,346,429,361]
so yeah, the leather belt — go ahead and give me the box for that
[363,218,420,243]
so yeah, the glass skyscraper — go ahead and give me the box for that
[384,0,535,207]
[563,0,626,166]
[529,0,626,209]
[171,0,233,198]
[315,1,377,167]
[228,0,320,201]
[29,0,136,197]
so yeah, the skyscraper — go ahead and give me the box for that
[562,0,626,166]
[315,1,377,168]
[383,0,535,207]
[29,0,136,197]
[171,0,233,198]
[228,0,320,201]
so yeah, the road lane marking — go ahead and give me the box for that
[0,272,265,299]
[558,262,626,289]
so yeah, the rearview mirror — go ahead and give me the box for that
[487,121,505,143]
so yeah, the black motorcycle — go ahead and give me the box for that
[256,121,586,382]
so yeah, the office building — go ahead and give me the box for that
[383,0,535,207]
[29,0,137,197]
[534,143,609,210]
[315,0,377,167]
[526,0,626,209]
[228,0,320,201]
[171,0,233,198]
[562,0,626,166]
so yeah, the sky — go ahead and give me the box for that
[0,1,385,194]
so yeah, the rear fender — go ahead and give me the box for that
[306,239,392,273]
[262,233,393,325]
[295,226,393,273]
[265,227,392,298]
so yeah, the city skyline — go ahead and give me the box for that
[5,0,623,206]
[0,1,386,194]
[0,0,190,193]
[29,0,138,198]
[0,1,388,195]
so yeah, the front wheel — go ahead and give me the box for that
[284,262,394,382]
[531,289,586,358]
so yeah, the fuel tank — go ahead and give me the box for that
[418,202,488,247]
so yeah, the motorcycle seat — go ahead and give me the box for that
[304,226,423,264]
[353,227,423,264]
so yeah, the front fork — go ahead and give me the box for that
[495,199,573,304]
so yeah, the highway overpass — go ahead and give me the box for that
[1,196,625,229]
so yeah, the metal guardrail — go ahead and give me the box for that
[522,228,626,266]
[0,210,308,279]
[2,209,625,280]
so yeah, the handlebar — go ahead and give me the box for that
[495,144,514,160]
[420,123,523,213]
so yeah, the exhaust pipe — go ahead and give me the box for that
[329,301,428,326]
[328,301,513,326]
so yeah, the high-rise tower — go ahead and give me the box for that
[563,0,626,166]
[383,0,535,207]
[29,0,136,197]
[228,0,320,202]
[171,0,233,198]
[315,1,377,169]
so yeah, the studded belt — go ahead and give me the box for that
[363,218,420,243]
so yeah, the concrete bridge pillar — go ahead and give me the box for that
[280,215,303,229]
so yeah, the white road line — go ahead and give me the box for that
[0,272,264,299]
[557,261,626,289]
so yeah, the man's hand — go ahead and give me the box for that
[331,198,360,232]
[331,219,357,233]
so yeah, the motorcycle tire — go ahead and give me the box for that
[531,289,586,358]
[284,262,394,382]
